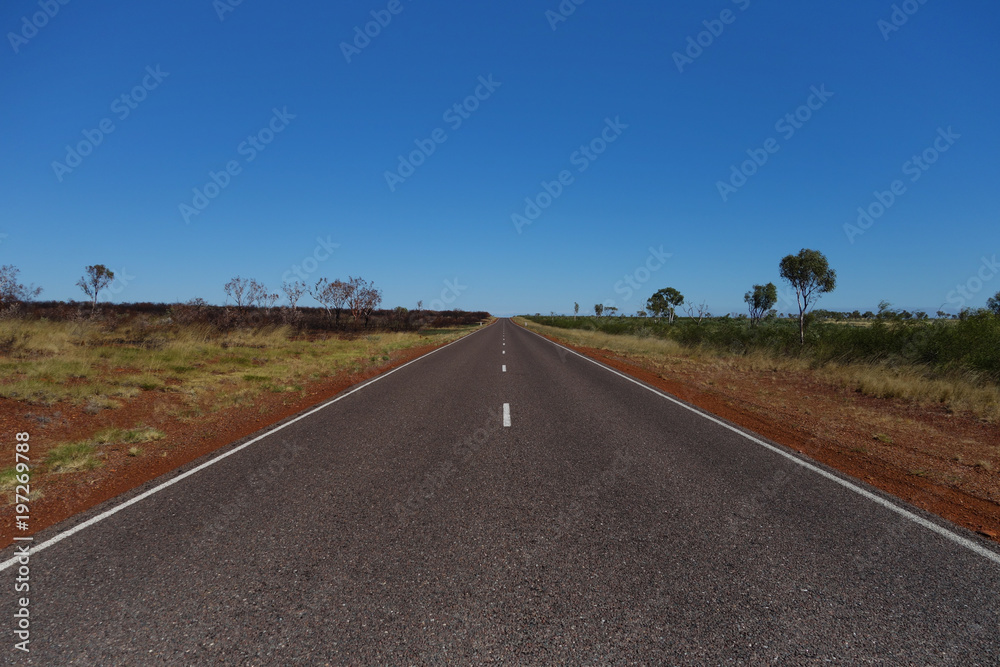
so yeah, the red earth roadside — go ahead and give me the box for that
[1,337,458,549]
[528,329,1000,545]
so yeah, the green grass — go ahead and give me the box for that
[91,426,165,445]
[45,443,102,473]
[0,467,18,493]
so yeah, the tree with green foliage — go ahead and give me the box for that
[647,287,684,323]
[574,302,580,317]
[778,249,836,344]
[77,264,115,311]
[744,282,777,326]
[594,303,604,318]
[988,291,1000,316]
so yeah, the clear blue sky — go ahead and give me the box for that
[2,0,998,316]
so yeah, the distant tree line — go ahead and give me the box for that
[576,248,1000,345]
[0,264,487,332]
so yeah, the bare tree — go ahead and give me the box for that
[281,281,307,311]
[684,300,711,325]
[0,265,42,307]
[247,279,269,309]
[77,265,115,311]
[347,276,369,323]
[358,281,382,327]
[259,291,279,312]
[224,276,251,310]
[310,278,336,320]
[329,279,352,326]
[310,278,353,326]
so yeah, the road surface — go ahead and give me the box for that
[3,318,999,664]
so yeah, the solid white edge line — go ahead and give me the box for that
[0,322,496,572]
[503,403,511,427]
[517,322,1000,567]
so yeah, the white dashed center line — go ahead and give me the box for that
[502,365,506,372]
[503,403,511,427]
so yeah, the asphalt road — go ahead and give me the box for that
[3,318,999,665]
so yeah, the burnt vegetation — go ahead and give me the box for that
[9,300,488,334]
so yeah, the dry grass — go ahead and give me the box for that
[515,321,687,360]
[818,364,1000,421]
[0,320,476,411]
[519,319,1000,422]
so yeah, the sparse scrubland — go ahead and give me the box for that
[0,312,479,410]
[0,303,489,525]
[523,313,1000,421]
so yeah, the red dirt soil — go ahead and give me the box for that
[531,330,1000,545]
[1,340,448,549]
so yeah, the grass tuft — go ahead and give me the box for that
[0,467,18,492]
[91,426,166,445]
[45,443,102,473]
